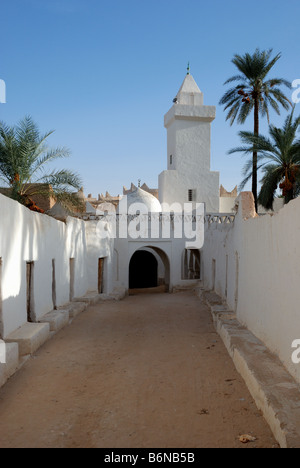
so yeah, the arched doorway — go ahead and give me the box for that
[129,250,158,289]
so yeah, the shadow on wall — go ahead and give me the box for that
[0,200,31,338]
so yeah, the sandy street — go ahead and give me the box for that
[0,290,277,448]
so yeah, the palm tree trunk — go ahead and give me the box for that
[285,189,294,205]
[253,97,259,212]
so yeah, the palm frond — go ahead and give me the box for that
[223,75,247,85]
[38,169,82,191]
[258,165,283,210]
[220,48,292,128]
[233,110,300,207]
[0,116,82,210]
[29,147,71,181]
[237,100,254,124]
[238,162,266,192]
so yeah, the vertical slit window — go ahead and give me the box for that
[26,261,35,322]
[52,259,57,310]
[98,258,104,294]
[69,258,75,302]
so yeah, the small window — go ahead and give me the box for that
[170,155,173,165]
[188,189,194,202]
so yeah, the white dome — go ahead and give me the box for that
[119,188,162,213]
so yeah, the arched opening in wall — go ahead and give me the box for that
[182,249,201,280]
[129,250,158,290]
[128,247,171,294]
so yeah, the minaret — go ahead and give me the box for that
[158,68,220,213]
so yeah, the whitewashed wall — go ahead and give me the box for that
[203,192,300,385]
[0,194,113,338]
[85,220,114,294]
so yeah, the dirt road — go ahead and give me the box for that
[0,290,277,448]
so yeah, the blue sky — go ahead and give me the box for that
[1,0,299,197]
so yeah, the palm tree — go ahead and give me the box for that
[0,116,83,212]
[229,110,300,210]
[219,48,291,210]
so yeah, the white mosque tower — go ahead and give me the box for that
[158,65,220,213]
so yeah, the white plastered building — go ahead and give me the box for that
[99,72,221,293]
[2,70,299,406]
[159,72,220,213]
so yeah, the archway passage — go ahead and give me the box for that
[129,250,158,289]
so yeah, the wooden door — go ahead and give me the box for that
[26,261,34,322]
[98,258,104,294]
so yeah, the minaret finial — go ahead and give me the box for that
[138,179,141,188]
[187,62,190,75]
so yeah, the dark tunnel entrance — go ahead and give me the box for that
[129,250,158,289]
